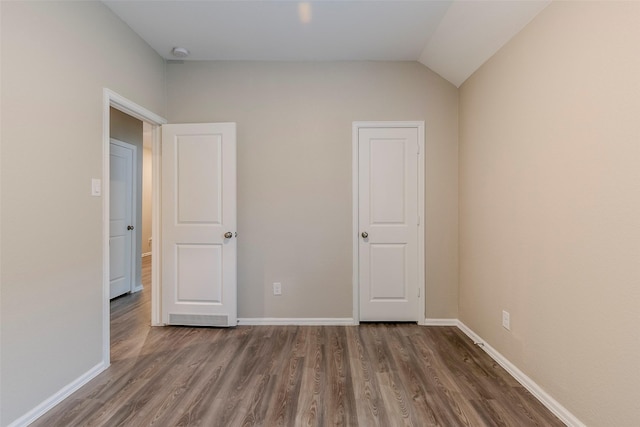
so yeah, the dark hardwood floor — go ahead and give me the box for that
[33,256,564,426]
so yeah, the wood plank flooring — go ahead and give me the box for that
[33,257,564,426]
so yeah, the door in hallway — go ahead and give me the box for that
[110,139,137,299]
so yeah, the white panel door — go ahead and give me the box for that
[359,127,419,321]
[110,140,136,299]
[162,123,237,327]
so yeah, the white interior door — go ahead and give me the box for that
[358,126,420,321]
[110,139,136,299]
[161,123,237,327]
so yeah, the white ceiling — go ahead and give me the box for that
[103,0,550,87]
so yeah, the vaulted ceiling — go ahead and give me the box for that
[103,0,550,87]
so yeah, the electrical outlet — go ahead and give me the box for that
[502,310,510,330]
[273,282,282,296]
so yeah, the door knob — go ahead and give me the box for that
[127,225,134,230]
[361,231,368,238]
[224,232,233,239]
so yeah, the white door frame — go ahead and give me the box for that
[102,89,167,366]
[109,138,137,298]
[352,121,426,325]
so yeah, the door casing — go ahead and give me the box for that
[352,121,426,325]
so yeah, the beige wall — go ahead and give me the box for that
[142,144,153,257]
[0,2,165,425]
[166,61,459,319]
[110,108,144,288]
[459,2,640,426]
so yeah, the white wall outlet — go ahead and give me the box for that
[502,310,511,330]
[273,282,282,296]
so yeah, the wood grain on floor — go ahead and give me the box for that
[33,256,564,426]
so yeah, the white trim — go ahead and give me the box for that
[416,123,426,325]
[456,321,586,427]
[106,89,166,126]
[141,252,152,258]
[352,121,426,324]
[0,4,3,423]
[103,89,167,366]
[351,124,360,325]
[237,318,356,326]
[151,124,163,326]
[423,318,458,326]
[132,284,144,293]
[7,362,106,427]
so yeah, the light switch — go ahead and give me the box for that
[91,178,101,196]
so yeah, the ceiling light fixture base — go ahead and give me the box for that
[171,47,190,58]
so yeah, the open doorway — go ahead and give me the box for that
[102,89,166,366]
[110,108,142,299]
[108,108,153,360]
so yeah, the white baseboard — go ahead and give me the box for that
[424,318,458,326]
[237,317,355,326]
[141,252,152,258]
[456,321,585,427]
[7,362,107,427]
[132,283,144,293]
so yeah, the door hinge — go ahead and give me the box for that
[417,215,420,226]
[417,141,420,155]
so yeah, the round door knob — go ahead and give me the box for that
[127,225,134,230]
[224,232,233,239]
[361,231,368,238]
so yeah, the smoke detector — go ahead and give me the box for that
[171,47,190,58]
